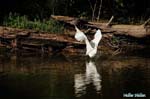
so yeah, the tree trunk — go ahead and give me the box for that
[97,0,103,21]
[88,0,97,21]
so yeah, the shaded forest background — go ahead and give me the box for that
[0,0,150,24]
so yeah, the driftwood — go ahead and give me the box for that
[52,15,150,38]
[0,26,85,53]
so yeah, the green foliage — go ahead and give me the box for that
[3,13,64,33]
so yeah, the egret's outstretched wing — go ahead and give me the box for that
[74,27,102,58]
[91,29,102,46]
[75,26,86,42]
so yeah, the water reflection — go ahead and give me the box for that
[0,51,149,99]
[74,60,101,97]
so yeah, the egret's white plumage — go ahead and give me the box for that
[75,26,86,42]
[75,26,102,58]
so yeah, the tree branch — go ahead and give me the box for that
[106,16,114,26]
[142,17,150,27]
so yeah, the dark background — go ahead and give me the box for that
[0,0,149,22]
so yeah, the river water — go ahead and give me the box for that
[0,51,149,99]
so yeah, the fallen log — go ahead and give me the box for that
[0,26,85,53]
[51,15,150,38]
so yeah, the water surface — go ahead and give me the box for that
[0,51,149,99]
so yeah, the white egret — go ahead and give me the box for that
[75,26,102,58]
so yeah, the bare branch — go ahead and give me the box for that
[106,16,114,26]
[142,17,150,27]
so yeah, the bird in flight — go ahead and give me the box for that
[75,26,102,58]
